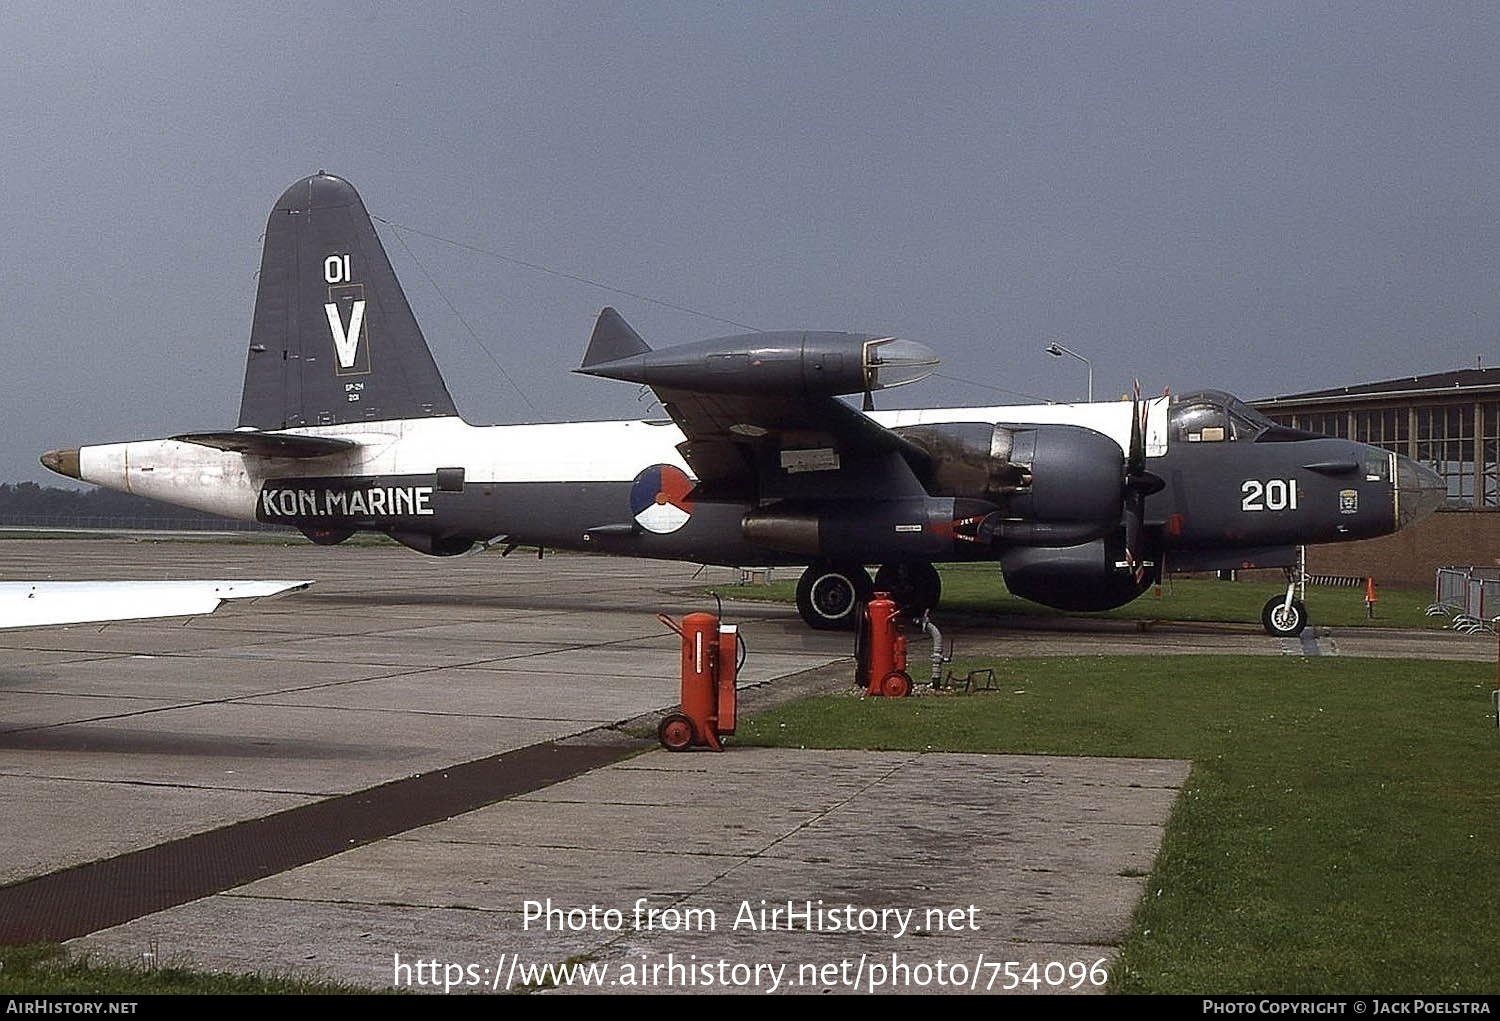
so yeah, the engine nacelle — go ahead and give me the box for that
[895,422,1124,527]
[578,331,938,397]
[1000,537,1157,611]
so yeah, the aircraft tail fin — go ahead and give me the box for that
[581,307,652,369]
[238,173,460,430]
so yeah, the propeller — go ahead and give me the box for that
[1122,382,1166,580]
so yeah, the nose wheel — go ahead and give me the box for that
[1262,595,1308,637]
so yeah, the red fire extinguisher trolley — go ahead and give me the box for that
[856,592,913,697]
[656,611,739,751]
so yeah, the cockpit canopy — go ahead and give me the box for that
[1168,390,1286,443]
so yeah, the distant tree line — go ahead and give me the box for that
[0,482,281,532]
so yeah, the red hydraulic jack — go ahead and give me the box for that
[856,592,913,697]
[656,611,739,751]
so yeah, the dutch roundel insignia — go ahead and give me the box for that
[630,464,696,534]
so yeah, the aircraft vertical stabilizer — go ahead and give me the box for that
[238,173,460,431]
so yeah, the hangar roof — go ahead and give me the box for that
[1254,367,1500,409]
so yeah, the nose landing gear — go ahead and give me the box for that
[1262,553,1309,637]
[1262,593,1309,637]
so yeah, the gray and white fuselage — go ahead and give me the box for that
[64,399,1159,565]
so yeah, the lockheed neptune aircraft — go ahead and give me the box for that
[41,174,1445,636]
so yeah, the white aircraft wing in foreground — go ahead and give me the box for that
[0,580,312,629]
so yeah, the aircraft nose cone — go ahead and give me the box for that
[1395,454,1446,528]
[40,448,81,480]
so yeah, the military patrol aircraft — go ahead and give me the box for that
[41,173,1446,637]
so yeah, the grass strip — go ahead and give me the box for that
[736,654,1499,993]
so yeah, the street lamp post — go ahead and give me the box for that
[1044,342,1093,403]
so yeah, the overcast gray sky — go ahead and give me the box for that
[7,2,1499,485]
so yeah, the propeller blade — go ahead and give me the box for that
[1121,383,1162,580]
[1127,380,1145,476]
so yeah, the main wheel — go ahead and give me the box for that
[796,561,873,631]
[873,562,942,617]
[1261,596,1309,637]
[657,713,696,751]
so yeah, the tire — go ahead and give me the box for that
[1262,596,1308,637]
[881,671,913,698]
[873,562,942,617]
[796,561,873,631]
[657,713,696,751]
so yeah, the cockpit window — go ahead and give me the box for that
[1227,403,1275,441]
[1173,401,1227,442]
[1169,391,1276,444]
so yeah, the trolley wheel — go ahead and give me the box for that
[657,713,697,751]
[881,671,913,698]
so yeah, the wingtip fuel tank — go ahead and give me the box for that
[577,326,938,398]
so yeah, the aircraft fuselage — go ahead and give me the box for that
[65,401,1429,571]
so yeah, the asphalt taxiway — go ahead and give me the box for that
[0,538,1483,993]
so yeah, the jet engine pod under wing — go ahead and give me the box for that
[742,496,1002,559]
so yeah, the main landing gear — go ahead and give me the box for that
[795,560,942,630]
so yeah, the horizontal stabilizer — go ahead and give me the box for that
[581,307,652,369]
[172,431,359,459]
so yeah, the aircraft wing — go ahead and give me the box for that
[652,386,930,501]
[0,580,312,630]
